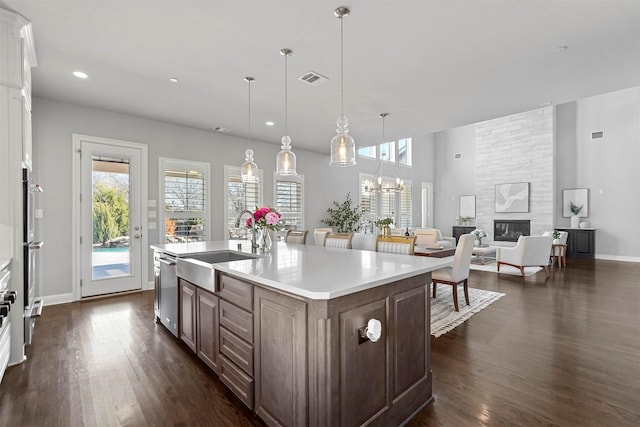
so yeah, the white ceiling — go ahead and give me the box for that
[2,0,639,154]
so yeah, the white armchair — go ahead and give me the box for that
[414,228,455,249]
[497,236,553,278]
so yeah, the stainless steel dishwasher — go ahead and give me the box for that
[154,252,178,337]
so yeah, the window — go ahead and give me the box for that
[274,174,304,231]
[379,141,395,162]
[224,166,263,240]
[160,158,210,243]
[398,138,412,166]
[399,183,413,228]
[358,145,377,159]
[359,173,413,229]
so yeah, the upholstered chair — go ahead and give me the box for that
[431,234,475,311]
[375,235,417,255]
[285,230,308,244]
[414,228,456,249]
[313,228,332,246]
[324,232,354,249]
[497,235,553,278]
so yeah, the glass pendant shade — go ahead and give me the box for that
[276,135,297,175]
[330,114,356,166]
[241,148,259,183]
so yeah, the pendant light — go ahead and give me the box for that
[365,113,404,193]
[330,6,356,167]
[276,48,297,176]
[241,76,259,183]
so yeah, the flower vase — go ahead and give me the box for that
[382,225,391,236]
[258,228,272,252]
[570,215,580,228]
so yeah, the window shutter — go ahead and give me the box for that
[275,177,304,230]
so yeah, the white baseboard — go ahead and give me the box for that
[40,293,74,306]
[595,254,640,263]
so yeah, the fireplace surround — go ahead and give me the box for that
[494,220,530,242]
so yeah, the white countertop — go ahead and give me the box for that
[152,240,452,300]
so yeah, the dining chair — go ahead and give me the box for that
[285,230,308,244]
[375,235,417,255]
[313,228,332,246]
[432,234,475,311]
[324,232,354,249]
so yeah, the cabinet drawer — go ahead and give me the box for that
[221,326,253,376]
[220,355,254,409]
[218,274,253,310]
[220,300,253,343]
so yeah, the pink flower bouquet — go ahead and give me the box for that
[245,206,283,231]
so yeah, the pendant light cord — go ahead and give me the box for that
[285,52,288,137]
[340,14,344,118]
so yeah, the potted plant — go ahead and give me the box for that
[321,193,362,233]
[569,201,583,228]
[552,229,561,245]
[471,229,487,247]
[375,217,394,235]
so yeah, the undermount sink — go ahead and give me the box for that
[176,251,258,292]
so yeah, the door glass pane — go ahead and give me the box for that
[92,156,131,279]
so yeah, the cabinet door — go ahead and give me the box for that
[179,279,197,352]
[573,230,595,257]
[254,287,307,427]
[197,288,220,374]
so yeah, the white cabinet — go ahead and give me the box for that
[0,7,36,365]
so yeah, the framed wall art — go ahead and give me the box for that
[459,195,476,218]
[563,188,589,217]
[495,182,529,213]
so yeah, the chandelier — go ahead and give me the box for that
[364,113,404,193]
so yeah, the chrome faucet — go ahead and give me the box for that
[235,210,258,253]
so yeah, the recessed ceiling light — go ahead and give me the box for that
[169,77,178,83]
[265,121,275,126]
[554,45,568,54]
[73,71,88,79]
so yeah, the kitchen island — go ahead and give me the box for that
[151,240,451,427]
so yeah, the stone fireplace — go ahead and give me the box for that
[494,220,531,242]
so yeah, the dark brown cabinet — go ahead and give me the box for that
[179,279,197,352]
[254,287,307,427]
[557,228,596,258]
[178,269,433,427]
[452,226,476,243]
[197,288,220,374]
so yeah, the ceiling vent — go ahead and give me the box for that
[454,153,462,160]
[590,130,604,140]
[213,126,231,133]
[298,71,328,86]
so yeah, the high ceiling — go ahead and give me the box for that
[2,1,639,154]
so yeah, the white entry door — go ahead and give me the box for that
[76,136,146,297]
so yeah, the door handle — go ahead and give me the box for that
[134,234,141,239]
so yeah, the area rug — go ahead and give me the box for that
[469,261,542,277]
[431,286,505,337]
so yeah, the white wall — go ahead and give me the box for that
[556,87,640,259]
[433,124,476,234]
[32,96,436,301]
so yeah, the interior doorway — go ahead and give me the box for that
[421,182,433,228]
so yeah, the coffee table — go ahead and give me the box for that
[414,246,456,258]
[471,245,496,264]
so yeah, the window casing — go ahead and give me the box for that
[359,138,412,167]
[398,138,412,166]
[274,174,304,231]
[160,158,210,243]
[224,165,263,240]
[357,145,377,159]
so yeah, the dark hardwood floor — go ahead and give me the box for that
[1,259,638,426]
